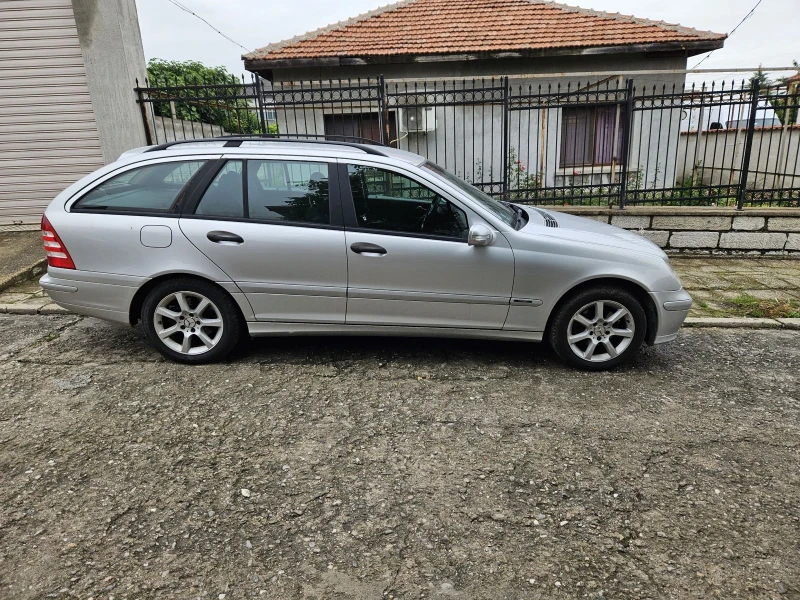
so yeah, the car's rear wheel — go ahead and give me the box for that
[548,286,647,371]
[142,278,242,364]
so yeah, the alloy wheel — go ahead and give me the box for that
[566,300,635,363]
[153,291,224,356]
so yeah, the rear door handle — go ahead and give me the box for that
[350,242,387,255]
[207,230,244,244]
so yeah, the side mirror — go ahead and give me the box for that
[468,223,494,246]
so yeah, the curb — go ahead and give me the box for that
[0,258,47,293]
[683,317,800,330]
[0,303,70,315]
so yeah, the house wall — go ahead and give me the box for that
[268,53,688,194]
[72,0,148,162]
[269,53,687,85]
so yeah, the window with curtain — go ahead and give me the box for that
[560,105,626,168]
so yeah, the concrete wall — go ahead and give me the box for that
[551,207,800,254]
[72,0,148,163]
[676,126,800,189]
[151,116,228,143]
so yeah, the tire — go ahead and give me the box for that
[548,286,647,371]
[141,277,243,364]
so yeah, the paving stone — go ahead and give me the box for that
[722,275,767,289]
[750,275,795,289]
[736,289,794,300]
[669,232,720,248]
[11,297,51,310]
[652,216,731,231]
[786,234,800,251]
[719,232,787,250]
[0,292,34,304]
[767,217,800,232]
[732,216,765,231]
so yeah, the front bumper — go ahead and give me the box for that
[649,288,693,344]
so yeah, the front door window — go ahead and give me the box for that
[347,165,469,239]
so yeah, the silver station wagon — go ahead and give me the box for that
[40,137,691,370]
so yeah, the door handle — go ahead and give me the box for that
[350,242,387,255]
[207,230,244,244]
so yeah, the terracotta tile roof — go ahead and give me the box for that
[244,0,726,62]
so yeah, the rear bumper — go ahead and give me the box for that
[40,268,143,324]
[649,288,692,345]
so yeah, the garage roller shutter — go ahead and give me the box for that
[0,0,104,225]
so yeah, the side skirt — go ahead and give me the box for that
[246,322,543,342]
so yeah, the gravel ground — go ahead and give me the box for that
[1,315,799,599]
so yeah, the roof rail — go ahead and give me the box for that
[145,133,388,156]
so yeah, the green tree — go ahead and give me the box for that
[749,64,771,88]
[749,61,800,125]
[146,59,265,134]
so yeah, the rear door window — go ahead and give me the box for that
[194,161,244,218]
[247,160,330,224]
[74,160,206,211]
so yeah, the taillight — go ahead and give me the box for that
[41,215,76,269]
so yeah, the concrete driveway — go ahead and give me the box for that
[0,315,798,599]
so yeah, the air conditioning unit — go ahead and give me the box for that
[399,107,436,134]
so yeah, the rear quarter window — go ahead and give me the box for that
[73,161,206,212]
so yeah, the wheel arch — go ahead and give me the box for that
[545,277,659,346]
[129,273,248,326]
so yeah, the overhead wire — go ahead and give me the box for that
[165,0,253,53]
[690,0,764,70]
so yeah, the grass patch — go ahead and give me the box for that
[726,294,800,318]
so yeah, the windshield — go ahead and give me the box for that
[422,161,517,227]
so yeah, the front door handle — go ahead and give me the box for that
[207,230,244,244]
[350,242,387,255]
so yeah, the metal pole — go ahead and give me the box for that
[135,78,154,146]
[737,79,761,210]
[501,76,510,198]
[617,78,635,209]
[377,75,388,145]
[254,75,268,134]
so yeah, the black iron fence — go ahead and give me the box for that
[135,74,800,208]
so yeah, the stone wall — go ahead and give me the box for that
[548,207,800,254]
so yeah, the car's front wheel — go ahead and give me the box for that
[141,278,242,364]
[548,286,647,371]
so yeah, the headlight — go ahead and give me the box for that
[663,257,682,286]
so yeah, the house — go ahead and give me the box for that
[243,0,726,198]
[0,0,148,225]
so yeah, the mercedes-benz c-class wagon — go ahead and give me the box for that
[40,137,691,370]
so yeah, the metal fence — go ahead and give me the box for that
[135,74,800,208]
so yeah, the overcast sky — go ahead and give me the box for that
[135,0,799,84]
